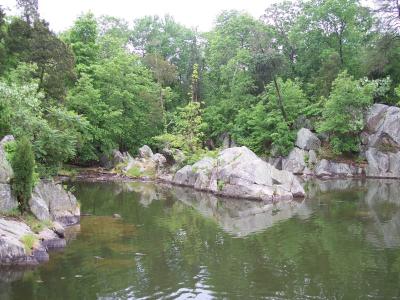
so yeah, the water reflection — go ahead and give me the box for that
[170,186,312,237]
[1,179,400,299]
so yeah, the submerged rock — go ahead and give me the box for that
[173,146,305,201]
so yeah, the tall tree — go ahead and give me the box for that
[16,0,39,25]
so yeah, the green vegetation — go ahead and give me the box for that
[10,137,35,213]
[24,214,53,233]
[126,166,141,178]
[20,233,38,255]
[1,0,399,172]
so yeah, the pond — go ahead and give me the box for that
[1,179,400,299]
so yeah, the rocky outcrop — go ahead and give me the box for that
[314,159,363,178]
[138,145,153,159]
[282,148,312,175]
[0,135,79,266]
[123,145,168,179]
[0,184,18,213]
[112,150,133,166]
[30,181,80,226]
[172,146,305,201]
[160,148,186,166]
[0,218,67,266]
[295,128,321,151]
[281,128,321,176]
[362,104,400,178]
[0,135,14,184]
[281,128,364,178]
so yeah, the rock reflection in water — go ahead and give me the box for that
[110,181,313,237]
[306,178,400,249]
[170,186,312,237]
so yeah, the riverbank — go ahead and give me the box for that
[0,136,81,266]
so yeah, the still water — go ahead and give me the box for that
[1,179,400,299]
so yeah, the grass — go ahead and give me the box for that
[20,234,38,255]
[24,214,53,233]
[57,165,79,177]
[114,162,127,173]
[126,166,142,177]
[0,207,21,218]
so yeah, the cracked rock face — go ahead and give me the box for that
[173,146,305,201]
[295,128,321,151]
[30,181,80,226]
[363,104,400,178]
[0,135,14,185]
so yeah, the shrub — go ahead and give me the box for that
[11,137,36,213]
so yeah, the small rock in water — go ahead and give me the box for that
[75,275,83,278]
[113,214,122,219]
[94,256,104,260]
[134,252,146,256]
[36,280,44,283]
[60,277,65,280]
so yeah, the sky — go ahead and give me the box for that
[1,0,279,32]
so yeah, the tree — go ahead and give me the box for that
[66,73,122,162]
[233,78,307,155]
[130,15,201,101]
[6,18,76,102]
[11,136,35,213]
[293,0,373,87]
[318,71,375,154]
[93,52,164,151]
[374,0,400,34]
[16,0,39,25]
[62,12,99,76]
[262,0,300,70]
[0,63,87,175]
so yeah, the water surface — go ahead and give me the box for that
[1,179,400,299]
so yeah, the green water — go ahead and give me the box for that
[1,179,400,299]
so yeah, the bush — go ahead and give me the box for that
[318,71,375,155]
[11,137,36,213]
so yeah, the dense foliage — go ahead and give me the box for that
[11,137,35,213]
[1,0,400,174]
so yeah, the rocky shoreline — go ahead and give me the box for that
[269,103,400,179]
[0,136,80,266]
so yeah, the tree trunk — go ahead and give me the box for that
[273,76,288,122]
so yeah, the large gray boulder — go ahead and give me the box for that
[282,148,311,175]
[0,219,48,265]
[365,104,400,147]
[112,149,133,167]
[295,128,321,151]
[314,159,363,178]
[0,135,14,184]
[30,181,80,226]
[138,145,153,159]
[0,184,18,214]
[363,104,400,178]
[365,148,400,178]
[173,147,305,201]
